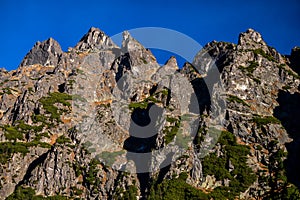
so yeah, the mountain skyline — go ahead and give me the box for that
[0,25,299,199]
[1,0,300,70]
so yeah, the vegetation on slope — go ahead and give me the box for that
[7,186,69,200]
[39,92,72,121]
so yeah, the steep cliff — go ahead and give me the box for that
[0,27,299,200]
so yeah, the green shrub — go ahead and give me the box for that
[247,61,259,73]
[118,185,138,200]
[2,120,44,142]
[6,186,35,200]
[238,65,262,84]
[0,140,51,164]
[227,94,249,107]
[56,135,71,144]
[71,186,83,196]
[2,88,12,94]
[39,92,72,121]
[194,127,206,147]
[160,88,169,96]
[3,126,23,141]
[166,116,177,123]
[251,115,281,126]
[28,87,34,93]
[18,120,43,132]
[141,57,148,64]
[128,89,168,111]
[128,102,148,110]
[238,61,259,74]
[0,120,51,164]
[164,117,181,144]
[148,173,209,200]
[149,131,256,200]
[32,114,51,126]
[81,158,102,192]
[202,153,232,180]
[201,131,257,199]
[0,142,29,163]
[282,85,292,90]
[7,186,69,200]
[261,146,300,199]
[209,186,235,200]
[252,49,276,62]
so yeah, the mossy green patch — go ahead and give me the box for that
[7,186,69,200]
[0,141,50,164]
[227,94,250,107]
[251,115,281,126]
[201,131,257,199]
[56,135,71,144]
[252,48,276,62]
[2,120,44,142]
[148,172,209,200]
[164,117,181,144]
[39,92,72,121]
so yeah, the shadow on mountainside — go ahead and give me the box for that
[123,104,163,198]
[273,90,300,188]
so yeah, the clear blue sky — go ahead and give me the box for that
[0,0,299,70]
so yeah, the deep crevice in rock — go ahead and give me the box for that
[190,78,211,115]
[123,104,163,198]
[58,83,66,93]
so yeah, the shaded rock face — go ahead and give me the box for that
[287,47,300,74]
[0,27,299,200]
[274,90,300,187]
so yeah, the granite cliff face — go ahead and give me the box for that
[0,27,299,200]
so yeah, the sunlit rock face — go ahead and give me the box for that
[0,27,299,200]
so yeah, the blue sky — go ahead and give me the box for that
[0,0,299,70]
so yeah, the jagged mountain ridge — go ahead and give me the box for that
[0,27,299,199]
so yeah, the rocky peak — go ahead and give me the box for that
[237,28,268,51]
[164,56,179,70]
[75,27,117,51]
[19,38,63,67]
[121,31,157,66]
[193,41,236,74]
[180,62,201,81]
[1,27,300,200]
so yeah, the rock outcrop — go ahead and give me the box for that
[0,27,299,200]
[19,38,63,67]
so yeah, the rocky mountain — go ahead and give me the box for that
[0,27,299,200]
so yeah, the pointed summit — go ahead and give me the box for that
[121,31,156,66]
[75,27,118,51]
[19,37,62,67]
[164,56,179,70]
[237,29,282,62]
[121,30,146,54]
[237,28,268,50]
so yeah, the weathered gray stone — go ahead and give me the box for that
[0,27,299,199]
[20,38,63,67]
